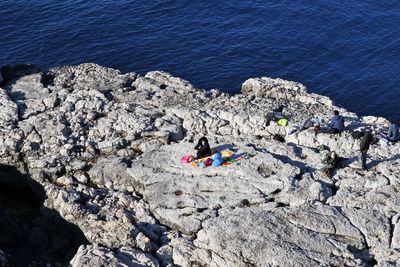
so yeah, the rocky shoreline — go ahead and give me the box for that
[0,63,399,266]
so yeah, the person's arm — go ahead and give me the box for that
[340,117,345,130]
[330,157,338,167]
[322,155,329,164]
[328,117,333,128]
[196,144,209,158]
[198,144,211,157]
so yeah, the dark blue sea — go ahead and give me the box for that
[1,1,399,121]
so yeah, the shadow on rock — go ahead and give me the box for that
[369,153,400,169]
[0,165,89,266]
[0,64,41,87]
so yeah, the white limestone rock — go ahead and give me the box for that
[241,77,306,97]
[126,142,338,235]
[70,245,159,267]
[0,88,18,128]
[74,171,89,184]
[0,63,398,266]
[193,205,374,266]
[5,73,50,119]
[56,175,76,186]
[155,114,184,142]
[88,155,131,190]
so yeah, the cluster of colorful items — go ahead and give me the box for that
[181,150,243,168]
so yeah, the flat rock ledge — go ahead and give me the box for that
[0,63,399,266]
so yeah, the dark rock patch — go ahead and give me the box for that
[0,165,88,266]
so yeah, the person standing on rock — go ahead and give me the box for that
[194,137,212,159]
[328,110,345,134]
[386,121,400,142]
[359,131,373,170]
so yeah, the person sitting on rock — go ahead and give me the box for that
[321,151,341,178]
[359,131,373,170]
[301,116,322,133]
[386,121,399,142]
[265,105,284,126]
[194,137,212,159]
[328,110,345,134]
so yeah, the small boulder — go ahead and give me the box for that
[155,114,184,142]
[56,175,76,186]
[74,171,89,184]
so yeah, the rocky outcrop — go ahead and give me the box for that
[193,205,377,266]
[241,77,334,106]
[0,63,398,266]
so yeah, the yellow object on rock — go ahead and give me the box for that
[221,151,234,158]
[277,118,289,126]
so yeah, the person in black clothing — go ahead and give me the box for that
[194,137,212,159]
[359,132,373,170]
[321,151,341,178]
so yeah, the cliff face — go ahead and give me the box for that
[0,63,399,266]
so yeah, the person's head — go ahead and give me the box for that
[273,105,284,113]
[330,151,337,159]
[198,136,208,146]
[333,110,339,116]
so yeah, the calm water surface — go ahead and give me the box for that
[1,0,399,121]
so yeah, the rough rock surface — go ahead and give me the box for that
[0,63,399,266]
[70,245,159,267]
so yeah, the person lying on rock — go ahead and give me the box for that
[321,151,343,178]
[194,136,212,159]
[386,121,400,142]
[328,110,345,134]
[359,131,373,170]
[265,105,285,126]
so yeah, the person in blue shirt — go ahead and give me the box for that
[386,122,400,142]
[328,110,345,134]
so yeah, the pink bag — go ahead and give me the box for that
[204,158,213,167]
[180,155,193,163]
